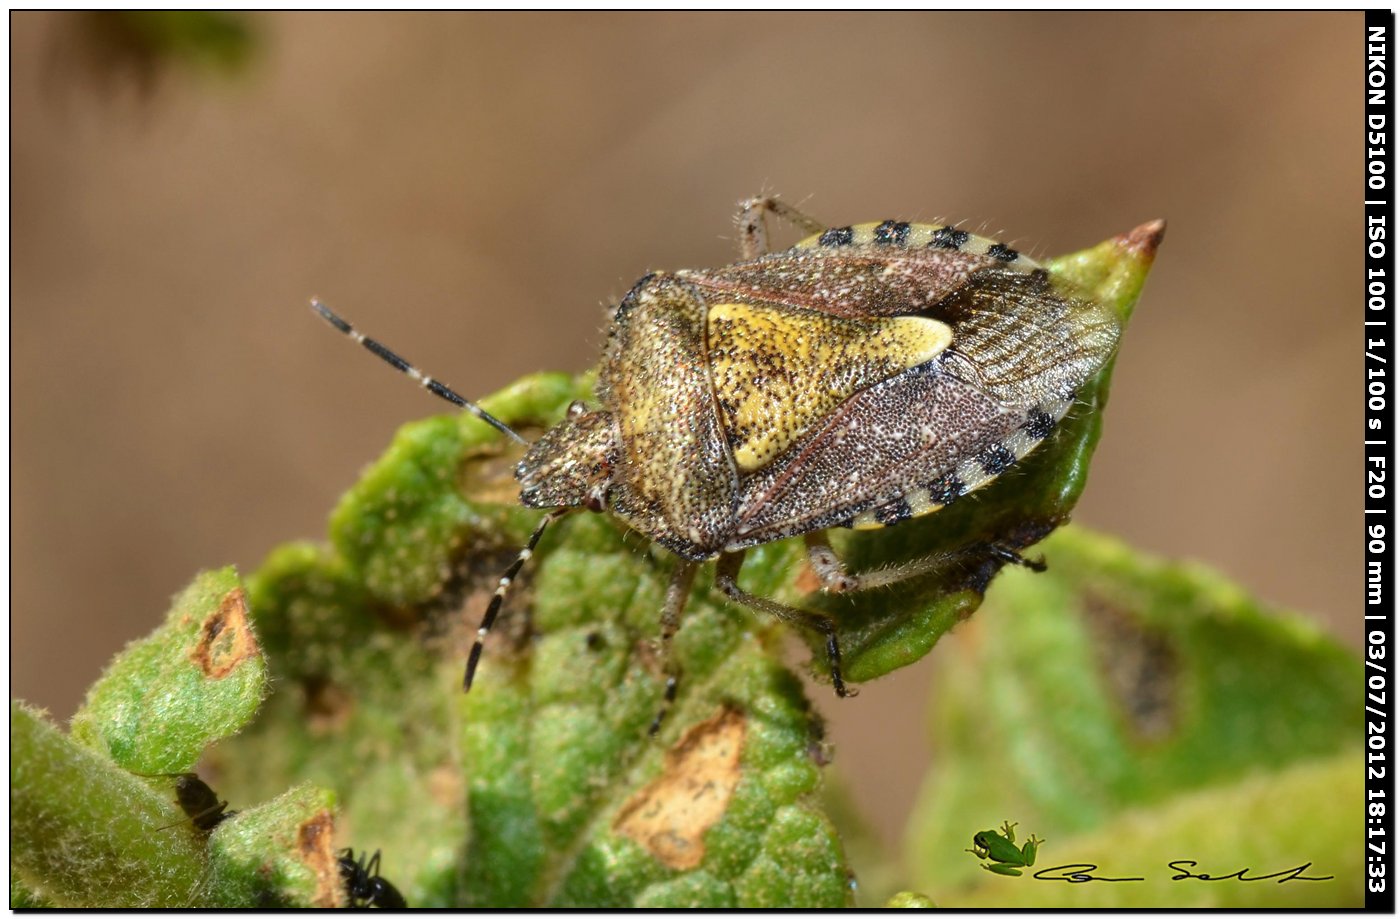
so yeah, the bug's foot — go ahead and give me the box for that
[988,544,1047,572]
[805,543,859,593]
[648,673,679,737]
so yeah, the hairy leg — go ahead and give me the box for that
[714,550,855,698]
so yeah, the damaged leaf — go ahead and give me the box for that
[69,567,267,773]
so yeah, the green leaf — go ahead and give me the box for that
[11,701,206,907]
[205,784,344,908]
[326,371,584,608]
[12,567,345,908]
[69,567,267,773]
[212,541,469,908]
[10,874,53,909]
[222,520,848,907]
[902,526,1362,907]
[207,366,850,907]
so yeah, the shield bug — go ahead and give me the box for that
[314,196,1130,731]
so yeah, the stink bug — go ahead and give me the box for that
[314,196,1131,730]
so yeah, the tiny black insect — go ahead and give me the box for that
[339,848,407,910]
[139,771,236,832]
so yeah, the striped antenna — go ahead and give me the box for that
[464,508,570,690]
[311,299,527,445]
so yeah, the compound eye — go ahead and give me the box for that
[583,492,606,513]
[567,400,588,419]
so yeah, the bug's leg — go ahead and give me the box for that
[803,532,1047,594]
[344,849,371,903]
[153,800,228,833]
[648,559,700,736]
[802,532,961,593]
[803,532,860,593]
[714,551,856,698]
[463,509,570,691]
[735,195,827,259]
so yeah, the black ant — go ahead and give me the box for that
[339,848,407,909]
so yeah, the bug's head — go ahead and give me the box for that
[516,401,618,513]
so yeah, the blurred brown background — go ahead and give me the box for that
[12,12,1360,848]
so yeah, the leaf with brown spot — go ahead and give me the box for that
[204,785,343,907]
[201,372,854,907]
[296,810,343,908]
[614,707,747,870]
[457,511,850,908]
[905,526,1363,906]
[71,567,267,773]
[1081,591,1179,742]
[189,587,259,679]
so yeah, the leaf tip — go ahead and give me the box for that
[1116,218,1167,261]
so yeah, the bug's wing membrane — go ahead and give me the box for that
[600,277,738,559]
[942,270,1120,405]
[730,365,1024,545]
